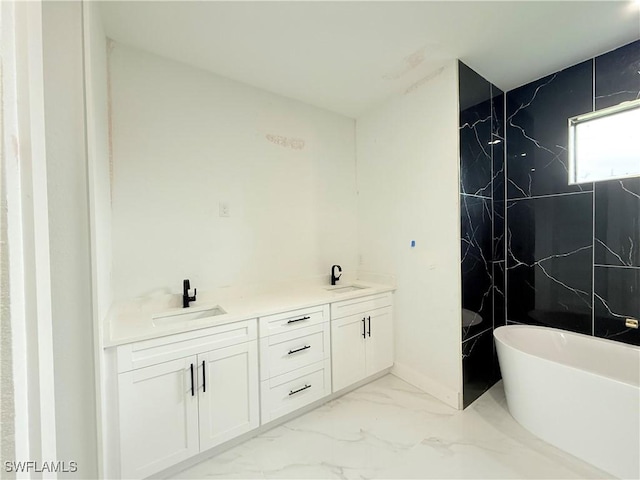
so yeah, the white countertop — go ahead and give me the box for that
[105,276,396,347]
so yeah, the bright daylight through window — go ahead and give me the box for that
[568,99,640,184]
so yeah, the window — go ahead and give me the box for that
[568,99,640,184]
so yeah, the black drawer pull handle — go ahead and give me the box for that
[202,360,206,393]
[368,315,371,337]
[289,384,311,396]
[287,316,311,324]
[190,363,194,396]
[288,345,311,355]
[362,318,366,338]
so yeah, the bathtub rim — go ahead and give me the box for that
[494,324,640,389]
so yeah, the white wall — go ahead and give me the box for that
[85,3,112,324]
[83,2,112,476]
[356,62,462,408]
[42,1,98,476]
[1,2,15,464]
[110,43,358,302]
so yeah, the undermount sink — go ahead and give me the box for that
[152,305,226,326]
[325,285,369,294]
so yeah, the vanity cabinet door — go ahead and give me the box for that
[197,341,259,451]
[331,313,367,392]
[365,306,394,376]
[118,355,199,479]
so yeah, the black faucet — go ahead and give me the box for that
[331,265,342,285]
[183,279,197,308]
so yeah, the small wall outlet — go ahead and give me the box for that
[219,202,230,217]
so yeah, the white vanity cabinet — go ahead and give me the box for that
[116,319,259,479]
[118,355,199,478]
[197,341,259,451]
[108,287,395,478]
[331,293,394,392]
[258,304,332,423]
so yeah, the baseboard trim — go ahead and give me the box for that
[391,362,461,410]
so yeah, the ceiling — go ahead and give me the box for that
[99,1,640,118]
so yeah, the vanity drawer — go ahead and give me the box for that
[260,360,331,424]
[330,292,393,319]
[259,323,330,379]
[259,304,329,337]
[116,319,257,373]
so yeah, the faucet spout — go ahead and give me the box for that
[331,265,342,285]
[182,279,197,308]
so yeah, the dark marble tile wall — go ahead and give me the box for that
[460,63,493,198]
[592,39,640,345]
[492,86,506,330]
[595,179,640,267]
[594,266,640,344]
[461,195,493,342]
[506,194,593,334]
[461,329,494,408]
[595,40,640,109]
[506,60,593,199]
[505,39,640,346]
[459,62,505,408]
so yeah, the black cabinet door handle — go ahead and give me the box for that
[368,315,371,337]
[202,360,206,393]
[288,345,311,355]
[362,317,366,338]
[190,363,194,396]
[287,316,311,324]
[288,384,311,396]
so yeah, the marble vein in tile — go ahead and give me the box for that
[595,178,640,267]
[172,375,610,480]
[506,60,592,199]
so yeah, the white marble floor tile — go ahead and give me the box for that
[172,375,609,479]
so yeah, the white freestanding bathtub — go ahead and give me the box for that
[494,325,640,479]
